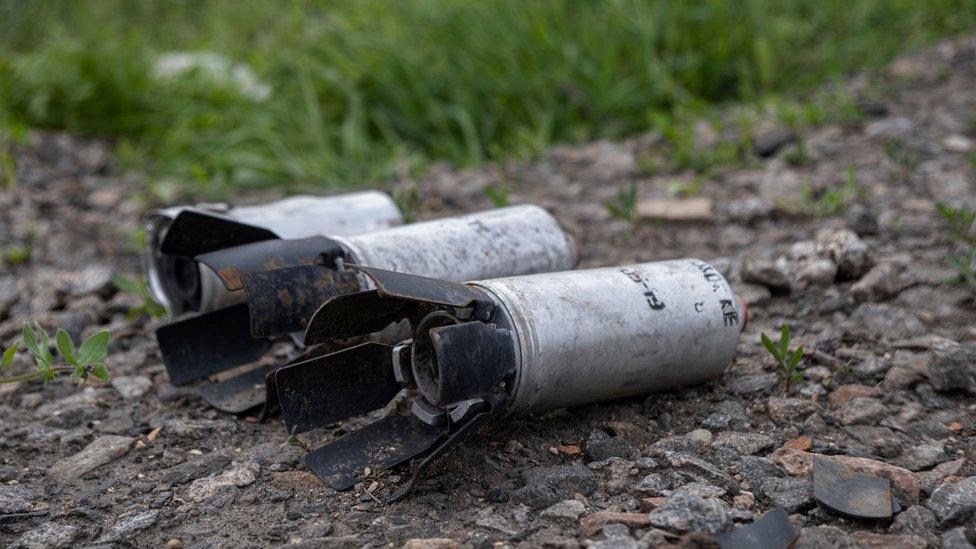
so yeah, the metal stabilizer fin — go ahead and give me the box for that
[159,209,279,258]
[156,304,272,386]
[305,414,446,491]
[277,342,401,435]
[243,265,360,339]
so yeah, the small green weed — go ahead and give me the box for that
[1,323,110,385]
[392,184,422,224]
[883,139,918,177]
[936,202,976,291]
[794,166,862,218]
[2,244,30,265]
[483,183,510,207]
[604,182,638,223]
[113,275,167,319]
[760,324,805,389]
[784,139,812,167]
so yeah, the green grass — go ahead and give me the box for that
[1,0,975,195]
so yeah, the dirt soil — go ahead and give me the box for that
[1,38,975,549]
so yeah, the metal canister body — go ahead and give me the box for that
[335,205,578,283]
[144,191,402,315]
[474,259,743,415]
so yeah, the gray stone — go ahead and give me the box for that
[12,521,79,549]
[540,499,587,521]
[850,304,925,338]
[634,473,668,496]
[851,262,912,302]
[793,525,854,549]
[711,432,774,455]
[752,126,794,157]
[160,453,233,485]
[836,397,890,425]
[816,228,873,280]
[702,401,751,430]
[727,373,780,395]
[647,490,730,534]
[99,509,159,542]
[767,397,821,423]
[0,484,34,514]
[854,356,890,380]
[846,203,879,236]
[897,444,946,472]
[928,341,976,393]
[48,435,133,483]
[111,375,152,400]
[889,505,937,538]
[734,456,785,492]
[927,477,976,527]
[186,462,259,503]
[657,452,738,492]
[513,466,599,509]
[942,527,974,549]
[741,251,792,291]
[585,429,638,462]
[760,476,813,513]
[844,426,903,458]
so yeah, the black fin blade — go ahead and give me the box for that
[243,265,361,338]
[305,414,445,491]
[159,209,279,257]
[156,304,272,386]
[277,342,401,435]
[198,363,277,414]
[303,290,410,345]
[196,236,342,291]
[712,507,796,549]
[352,265,483,307]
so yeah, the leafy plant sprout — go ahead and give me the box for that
[113,275,167,319]
[483,182,510,207]
[604,182,638,223]
[760,324,805,389]
[1,323,110,385]
[936,202,976,292]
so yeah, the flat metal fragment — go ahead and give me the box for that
[156,304,272,386]
[712,507,796,549]
[813,457,894,520]
[305,414,445,491]
[303,289,410,344]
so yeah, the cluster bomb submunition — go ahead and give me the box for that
[276,259,746,501]
[144,191,404,316]
[151,201,578,414]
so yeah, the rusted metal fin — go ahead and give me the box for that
[305,414,446,491]
[303,289,411,345]
[812,457,894,520]
[351,265,484,308]
[198,363,277,414]
[387,409,493,503]
[277,342,401,435]
[712,507,796,549]
[159,209,279,257]
[156,304,272,386]
[422,322,515,406]
[196,236,344,291]
[259,342,345,420]
[242,265,361,338]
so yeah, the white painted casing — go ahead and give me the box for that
[334,205,578,283]
[473,259,743,414]
[145,191,403,315]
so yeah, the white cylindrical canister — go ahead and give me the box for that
[144,191,403,315]
[473,259,743,414]
[335,204,578,283]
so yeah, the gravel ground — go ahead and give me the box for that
[1,38,975,548]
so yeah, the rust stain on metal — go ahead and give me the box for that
[217,266,244,290]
